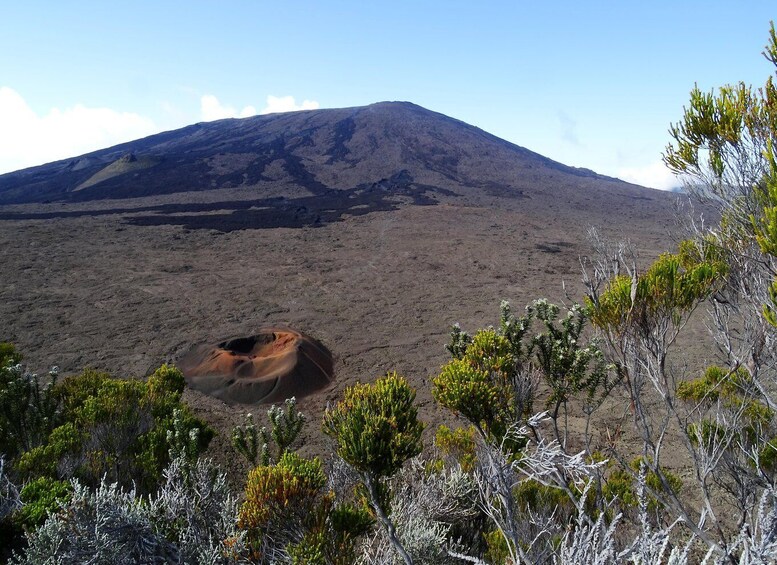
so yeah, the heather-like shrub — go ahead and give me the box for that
[15,476,72,530]
[355,458,479,565]
[14,454,247,565]
[324,373,424,482]
[602,458,683,521]
[324,373,424,565]
[12,479,178,564]
[239,451,327,562]
[437,300,611,449]
[433,353,512,441]
[286,501,373,565]
[149,455,248,564]
[15,364,213,493]
[0,347,60,460]
[434,425,477,473]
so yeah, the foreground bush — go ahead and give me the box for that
[13,455,245,565]
[239,451,327,561]
[323,373,424,565]
[0,344,59,461]
[14,364,213,493]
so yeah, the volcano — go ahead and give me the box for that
[0,102,679,469]
[0,101,664,231]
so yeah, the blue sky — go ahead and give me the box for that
[1,1,775,189]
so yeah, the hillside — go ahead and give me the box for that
[0,101,679,474]
[0,102,663,227]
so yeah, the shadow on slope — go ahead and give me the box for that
[0,171,454,232]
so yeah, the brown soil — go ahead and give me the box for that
[0,187,680,483]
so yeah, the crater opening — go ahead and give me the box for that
[178,328,333,405]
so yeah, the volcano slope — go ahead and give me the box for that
[0,101,682,474]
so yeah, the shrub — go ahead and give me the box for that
[232,397,305,466]
[238,451,327,562]
[14,365,213,494]
[323,373,424,564]
[323,373,424,483]
[13,451,246,564]
[0,354,60,460]
[12,479,178,564]
[15,477,72,531]
[434,425,477,473]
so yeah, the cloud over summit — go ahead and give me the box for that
[199,94,320,121]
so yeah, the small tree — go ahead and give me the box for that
[323,373,424,565]
[528,300,610,449]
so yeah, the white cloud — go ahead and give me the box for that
[199,94,257,121]
[198,93,320,121]
[0,86,157,174]
[0,89,323,174]
[616,159,680,191]
[260,95,319,115]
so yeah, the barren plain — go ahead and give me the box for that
[0,102,690,480]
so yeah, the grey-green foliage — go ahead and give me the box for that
[0,457,21,521]
[0,363,60,459]
[356,458,478,565]
[13,479,178,565]
[232,397,305,466]
[167,408,201,463]
[13,454,247,565]
[445,323,471,360]
[498,299,533,365]
[148,455,247,564]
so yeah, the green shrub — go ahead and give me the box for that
[434,425,477,472]
[0,343,22,368]
[323,373,423,564]
[14,365,212,493]
[239,451,327,559]
[603,457,682,515]
[323,372,424,482]
[286,501,373,565]
[53,368,111,421]
[483,528,510,565]
[433,351,512,441]
[15,422,82,479]
[15,477,72,530]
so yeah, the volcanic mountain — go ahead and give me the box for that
[0,101,664,230]
[0,102,679,473]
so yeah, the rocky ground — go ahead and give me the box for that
[0,182,699,484]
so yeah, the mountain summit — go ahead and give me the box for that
[0,101,649,202]
[0,102,672,232]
